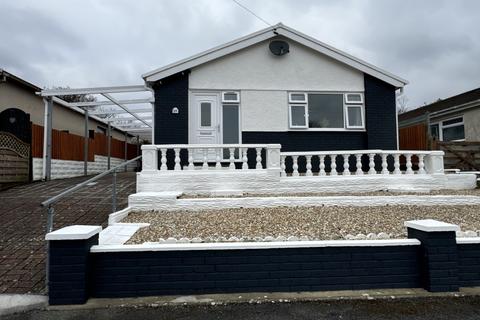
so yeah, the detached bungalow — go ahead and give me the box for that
[143,23,408,152]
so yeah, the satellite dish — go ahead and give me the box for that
[269,40,289,56]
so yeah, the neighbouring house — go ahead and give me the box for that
[0,69,139,182]
[399,87,480,170]
[143,23,408,153]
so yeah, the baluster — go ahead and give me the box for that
[393,154,401,174]
[306,155,313,176]
[174,148,181,170]
[405,153,413,174]
[292,156,299,176]
[368,153,376,174]
[418,154,426,174]
[255,148,262,169]
[229,148,235,169]
[319,155,326,176]
[215,149,221,169]
[280,155,286,177]
[381,154,389,174]
[242,148,248,169]
[330,155,337,176]
[202,148,208,169]
[355,154,363,175]
[187,149,194,170]
[160,148,167,171]
[343,154,350,175]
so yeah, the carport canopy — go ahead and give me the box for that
[39,85,154,180]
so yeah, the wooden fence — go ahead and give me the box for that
[434,141,480,171]
[399,123,428,150]
[31,124,139,162]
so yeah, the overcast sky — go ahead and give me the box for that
[1,0,479,109]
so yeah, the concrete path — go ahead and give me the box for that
[0,173,137,294]
[4,295,480,319]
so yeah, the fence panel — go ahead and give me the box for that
[435,141,480,171]
[399,123,427,150]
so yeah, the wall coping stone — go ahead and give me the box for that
[90,239,420,253]
[46,225,102,241]
[456,237,480,244]
[404,219,459,232]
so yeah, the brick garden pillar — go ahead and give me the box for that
[45,225,101,305]
[405,219,459,292]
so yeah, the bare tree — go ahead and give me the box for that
[396,95,409,114]
[47,86,115,119]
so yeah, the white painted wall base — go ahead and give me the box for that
[136,170,476,195]
[128,193,480,211]
[33,155,138,180]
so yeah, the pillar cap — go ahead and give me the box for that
[404,219,459,232]
[46,225,102,240]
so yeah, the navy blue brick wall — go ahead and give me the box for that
[407,229,459,292]
[153,72,189,145]
[90,246,420,298]
[48,235,99,305]
[364,74,398,150]
[457,243,480,287]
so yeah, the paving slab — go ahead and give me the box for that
[0,173,136,294]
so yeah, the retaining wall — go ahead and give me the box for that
[33,155,138,180]
[45,220,480,305]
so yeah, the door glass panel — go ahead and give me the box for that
[222,105,240,158]
[200,102,211,127]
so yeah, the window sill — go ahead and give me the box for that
[288,128,366,132]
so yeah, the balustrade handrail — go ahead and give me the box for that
[143,143,281,149]
[280,149,444,156]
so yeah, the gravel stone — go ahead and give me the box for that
[124,204,480,244]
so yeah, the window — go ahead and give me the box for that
[222,91,240,103]
[345,93,363,104]
[289,92,307,103]
[200,102,211,127]
[288,92,365,130]
[289,105,307,128]
[346,105,364,128]
[430,116,465,141]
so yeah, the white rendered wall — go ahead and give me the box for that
[241,90,288,132]
[189,38,365,91]
[32,155,138,180]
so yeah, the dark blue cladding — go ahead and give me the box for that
[364,73,398,149]
[457,243,480,287]
[90,246,420,298]
[152,72,189,145]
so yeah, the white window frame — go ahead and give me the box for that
[345,105,365,129]
[288,92,307,103]
[288,104,308,129]
[431,116,465,141]
[287,91,365,131]
[345,93,363,104]
[222,91,240,103]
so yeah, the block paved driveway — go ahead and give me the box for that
[0,172,137,294]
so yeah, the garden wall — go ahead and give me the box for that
[45,220,480,305]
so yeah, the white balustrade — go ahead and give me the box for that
[278,150,443,177]
[140,145,444,177]
[140,144,280,172]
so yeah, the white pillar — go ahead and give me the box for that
[141,145,158,173]
[42,97,53,181]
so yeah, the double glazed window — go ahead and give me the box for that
[288,92,365,130]
[430,116,465,141]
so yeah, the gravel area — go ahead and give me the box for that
[179,189,480,198]
[124,205,480,244]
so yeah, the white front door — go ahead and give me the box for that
[192,93,220,145]
[192,93,220,161]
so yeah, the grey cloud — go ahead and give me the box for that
[0,0,479,108]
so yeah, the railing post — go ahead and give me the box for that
[424,151,445,175]
[112,169,117,213]
[266,144,281,171]
[141,145,158,173]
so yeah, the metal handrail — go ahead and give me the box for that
[42,155,141,232]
